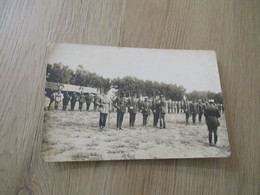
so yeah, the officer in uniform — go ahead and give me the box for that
[183,100,190,125]
[141,97,150,127]
[190,100,198,124]
[62,91,70,111]
[97,92,111,130]
[113,92,127,130]
[127,93,138,128]
[85,93,92,111]
[48,91,55,110]
[159,95,167,129]
[197,100,204,124]
[78,92,85,112]
[70,92,78,111]
[204,99,221,146]
[168,99,171,113]
[54,90,62,110]
[151,98,159,127]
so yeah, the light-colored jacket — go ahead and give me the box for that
[98,95,111,114]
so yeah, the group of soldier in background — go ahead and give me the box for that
[47,90,223,146]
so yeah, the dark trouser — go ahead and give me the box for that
[54,101,59,110]
[177,108,179,113]
[79,102,84,111]
[198,113,203,123]
[71,101,76,110]
[86,103,91,111]
[185,113,190,124]
[160,113,166,128]
[63,100,68,111]
[143,114,148,126]
[94,104,97,111]
[192,113,197,124]
[99,113,108,128]
[208,127,218,144]
[48,100,54,110]
[117,111,125,129]
[168,108,170,113]
[153,112,159,127]
[129,113,136,127]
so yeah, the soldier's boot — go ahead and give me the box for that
[209,132,213,146]
[214,134,218,145]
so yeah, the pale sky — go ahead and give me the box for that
[47,43,222,93]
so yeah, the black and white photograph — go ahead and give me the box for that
[42,43,231,162]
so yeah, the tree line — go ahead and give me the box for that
[46,63,222,103]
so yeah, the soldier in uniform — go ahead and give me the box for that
[78,92,85,112]
[141,98,151,127]
[177,101,180,113]
[127,93,138,128]
[113,92,127,130]
[151,98,160,127]
[159,95,167,129]
[183,101,191,125]
[204,99,221,146]
[85,93,93,111]
[48,91,55,111]
[197,100,204,124]
[170,100,174,113]
[54,90,62,110]
[70,92,78,111]
[168,100,171,113]
[97,92,111,130]
[93,95,99,111]
[190,100,198,124]
[62,91,70,111]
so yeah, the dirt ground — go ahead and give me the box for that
[42,105,231,162]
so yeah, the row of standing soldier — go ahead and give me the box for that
[47,90,222,146]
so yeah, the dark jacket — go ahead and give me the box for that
[127,98,139,114]
[190,103,197,114]
[204,105,221,129]
[159,100,167,114]
[113,97,127,113]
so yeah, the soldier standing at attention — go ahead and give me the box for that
[48,91,55,110]
[170,100,174,113]
[54,90,62,110]
[127,93,138,129]
[190,100,198,124]
[177,101,180,113]
[70,92,78,111]
[85,93,92,111]
[151,98,159,127]
[97,92,111,130]
[62,91,70,111]
[79,92,85,112]
[113,92,127,130]
[204,99,221,146]
[168,99,171,113]
[141,98,150,127]
[184,101,191,125]
[197,100,204,124]
[159,95,167,129]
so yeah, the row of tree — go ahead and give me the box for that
[46,63,223,103]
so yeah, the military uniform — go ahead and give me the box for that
[113,95,127,130]
[79,93,85,111]
[151,99,160,127]
[183,102,190,125]
[168,100,171,113]
[159,98,167,128]
[127,97,138,128]
[48,93,55,110]
[85,94,93,111]
[98,95,110,129]
[197,102,204,123]
[54,92,62,110]
[177,102,180,113]
[141,100,150,127]
[62,92,70,111]
[190,102,197,124]
[204,102,221,145]
[70,93,78,110]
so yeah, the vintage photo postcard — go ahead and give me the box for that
[42,43,231,162]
